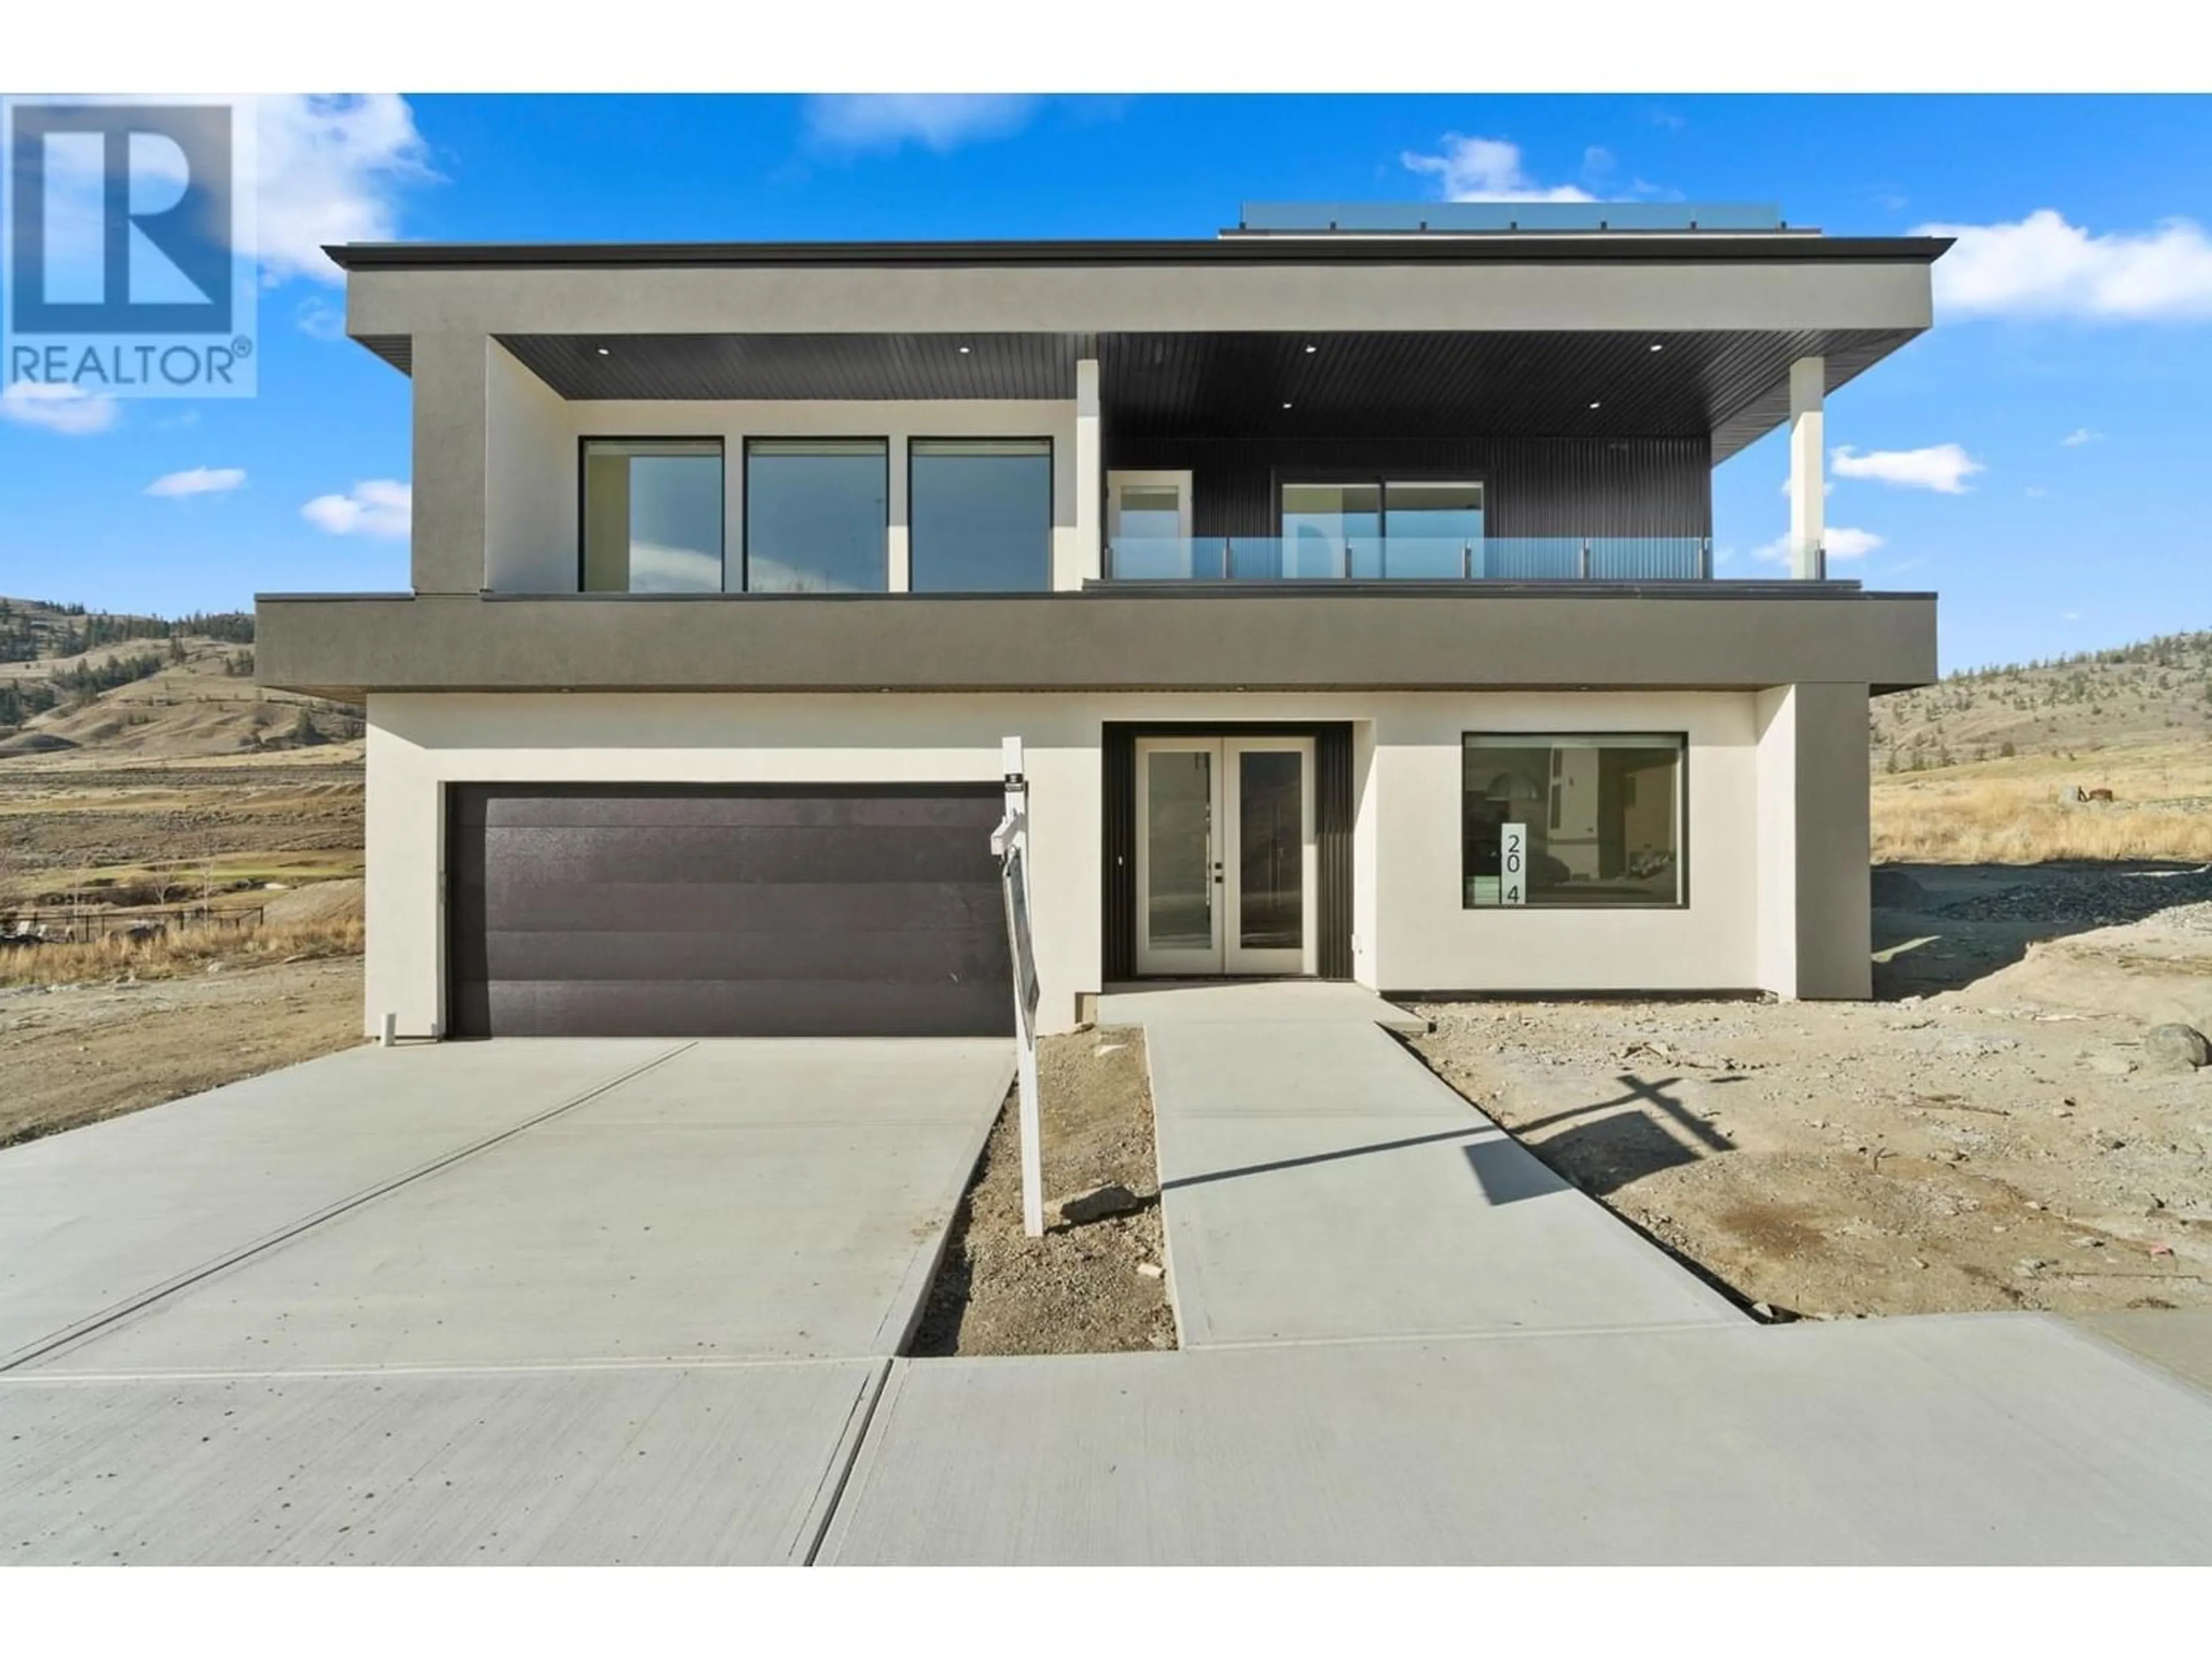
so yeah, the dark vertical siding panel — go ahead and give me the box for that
[1105,435,1712,539]
[1316,724,1354,979]
[1101,726,1135,981]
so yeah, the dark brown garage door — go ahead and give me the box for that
[448,784,1012,1038]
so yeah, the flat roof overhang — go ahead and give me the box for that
[256,586,1939,704]
[336,237,1941,463]
[342,241,1937,391]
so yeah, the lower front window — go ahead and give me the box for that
[1462,734,1685,908]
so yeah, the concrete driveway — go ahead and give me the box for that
[0,1037,1010,1563]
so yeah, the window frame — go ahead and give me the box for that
[1459,730,1690,911]
[575,435,729,594]
[738,434,893,595]
[906,434,1057,594]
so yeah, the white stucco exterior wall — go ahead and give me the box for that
[475,377,1088,592]
[1754,684,1800,995]
[363,688,1819,1040]
[483,340,574,592]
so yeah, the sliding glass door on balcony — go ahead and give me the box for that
[581,440,724,592]
[743,439,889,593]
[1280,479,1483,579]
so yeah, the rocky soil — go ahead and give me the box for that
[1409,870,2212,1322]
[0,956,365,1146]
[911,1025,1177,1356]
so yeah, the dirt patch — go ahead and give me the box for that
[0,956,364,1146]
[910,1025,1177,1356]
[1408,878,2212,1321]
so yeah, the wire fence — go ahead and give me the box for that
[0,904,264,947]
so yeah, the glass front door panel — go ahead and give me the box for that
[1237,749,1305,949]
[1145,749,1214,951]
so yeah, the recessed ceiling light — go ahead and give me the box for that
[1282,402,1294,410]
[957,345,972,354]
[1588,401,1602,410]
[1649,342,1664,352]
[1304,344,1317,354]
[595,346,610,356]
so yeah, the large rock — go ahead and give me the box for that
[1052,1182,1145,1227]
[2142,1023,2210,1074]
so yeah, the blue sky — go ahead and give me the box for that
[3,92,2210,670]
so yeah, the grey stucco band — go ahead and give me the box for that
[256,588,1938,700]
[345,257,1936,341]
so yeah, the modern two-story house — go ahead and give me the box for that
[258,202,1943,1041]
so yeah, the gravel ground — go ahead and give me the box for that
[1407,876,2212,1322]
[910,1025,1177,1357]
[0,956,364,1146]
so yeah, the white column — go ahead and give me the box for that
[1788,355,1825,581]
[1070,357,1101,588]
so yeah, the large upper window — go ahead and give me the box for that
[581,440,724,593]
[1281,479,1483,579]
[744,439,889,593]
[1463,735,1684,908]
[910,438,1053,592]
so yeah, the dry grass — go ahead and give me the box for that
[1872,777,2212,864]
[0,915,363,987]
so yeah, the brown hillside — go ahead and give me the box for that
[1870,630,2212,863]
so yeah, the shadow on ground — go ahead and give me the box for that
[1872,859,2212,1000]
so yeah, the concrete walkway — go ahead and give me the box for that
[1,1038,1009,1563]
[0,1039,688,1368]
[1137,997,1740,1346]
[821,1312,2212,1565]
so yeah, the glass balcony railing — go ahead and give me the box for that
[1101,536,1715,582]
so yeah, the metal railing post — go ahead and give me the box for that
[1700,536,1713,579]
[1461,541,1472,581]
[1579,537,1592,580]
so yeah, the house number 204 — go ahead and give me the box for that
[1499,821,1527,907]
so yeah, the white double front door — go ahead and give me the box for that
[1133,735,1317,977]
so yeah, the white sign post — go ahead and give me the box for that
[1500,821,1528,907]
[992,736,1046,1238]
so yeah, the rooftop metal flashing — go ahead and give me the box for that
[323,231,1944,272]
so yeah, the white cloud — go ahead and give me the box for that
[1778,475,1835,499]
[302,479,410,538]
[1753,526,1885,565]
[804,95,1040,154]
[1830,443,1984,494]
[2061,426,2101,446]
[1916,209,2212,321]
[257,94,435,286]
[294,297,349,341]
[146,466,245,498]
[0,381,120,435]
[1401,135,1594,203]
[2025,485,2051,499]
[629,541,723,592]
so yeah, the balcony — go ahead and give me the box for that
[1101,536,1715,584]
